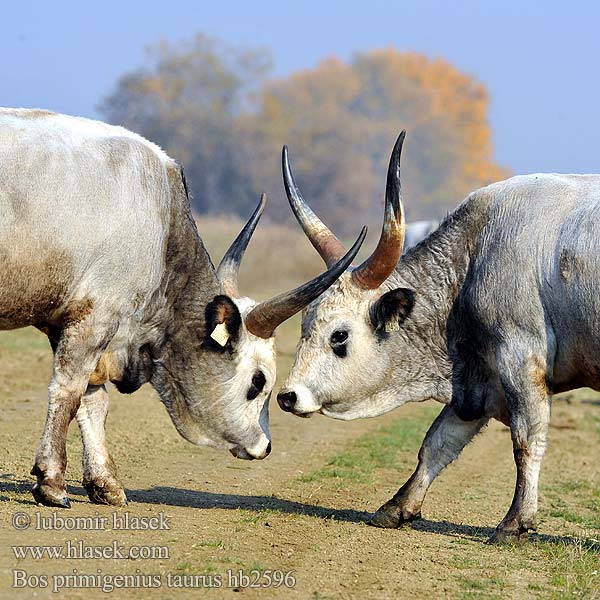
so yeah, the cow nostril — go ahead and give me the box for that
[265,442,272,456]
[277,390,297,412]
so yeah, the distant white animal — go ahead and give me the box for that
[403,220,437,252]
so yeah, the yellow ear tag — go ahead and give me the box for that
[210,323,229,346]
[385,321,400,333]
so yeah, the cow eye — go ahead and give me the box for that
[330,330,348,357]
[330,330,348,345]
[247,370,266,400]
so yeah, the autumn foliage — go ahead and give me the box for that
[101,34,508,233]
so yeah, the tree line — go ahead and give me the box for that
[100,33,508,233]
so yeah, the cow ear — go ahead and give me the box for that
[203,295,242,352]
[370,288,415,334]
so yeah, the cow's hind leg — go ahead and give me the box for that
[31,315,117,507]
[489,349,551,544]
[77,384,127,506]
[370,405,488,528]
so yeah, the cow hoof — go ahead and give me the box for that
[369,504,420,529]
[488,525,532,545]
[32,482,71,508]
[369,506,401,528]
[84,477,128,506]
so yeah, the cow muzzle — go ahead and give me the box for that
[230,441,272,461]
[277,384,321,417]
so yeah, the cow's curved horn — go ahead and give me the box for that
[217,193,266,297]
[351,131,406,290]
[245,226,368,339]
[282,146,347,268]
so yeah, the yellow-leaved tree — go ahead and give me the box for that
[243,49,509,231]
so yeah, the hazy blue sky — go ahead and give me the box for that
[2,0,599,174]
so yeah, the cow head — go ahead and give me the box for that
[181,194,366,458]
[277,133,415,420]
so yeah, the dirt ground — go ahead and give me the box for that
[0,325,598,600]
[0,220,599,599]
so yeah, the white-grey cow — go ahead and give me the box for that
[0,108,365,508]
[278,131,600,542]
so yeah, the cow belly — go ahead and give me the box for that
[552,364,600,394]
[546,266,600,393]
[0,246,73,329]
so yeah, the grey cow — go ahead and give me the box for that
[277,131,600,542]
[0,108,364,509]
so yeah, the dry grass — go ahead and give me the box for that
[197,214,377,301]
[196,215,324,301]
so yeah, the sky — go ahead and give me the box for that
[2,0,599,175]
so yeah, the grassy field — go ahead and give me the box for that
[0,217,598,599]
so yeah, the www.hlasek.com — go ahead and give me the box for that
[13,569,297,593]
[12,541,169,560]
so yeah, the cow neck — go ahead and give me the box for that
[148,178,222,445]
[160,165,222,335]
[390,194,490,388]
[162,214,220,328]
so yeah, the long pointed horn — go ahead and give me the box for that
[245,226,368,339]
[217,193,266,297]
[282,145,347,268]
[351,131,406,290]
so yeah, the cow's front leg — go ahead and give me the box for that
[31,377,82,507]
[32,316,116,507]
[490,351,550,543]
[370,405,488,528]
[77,384,127,506]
